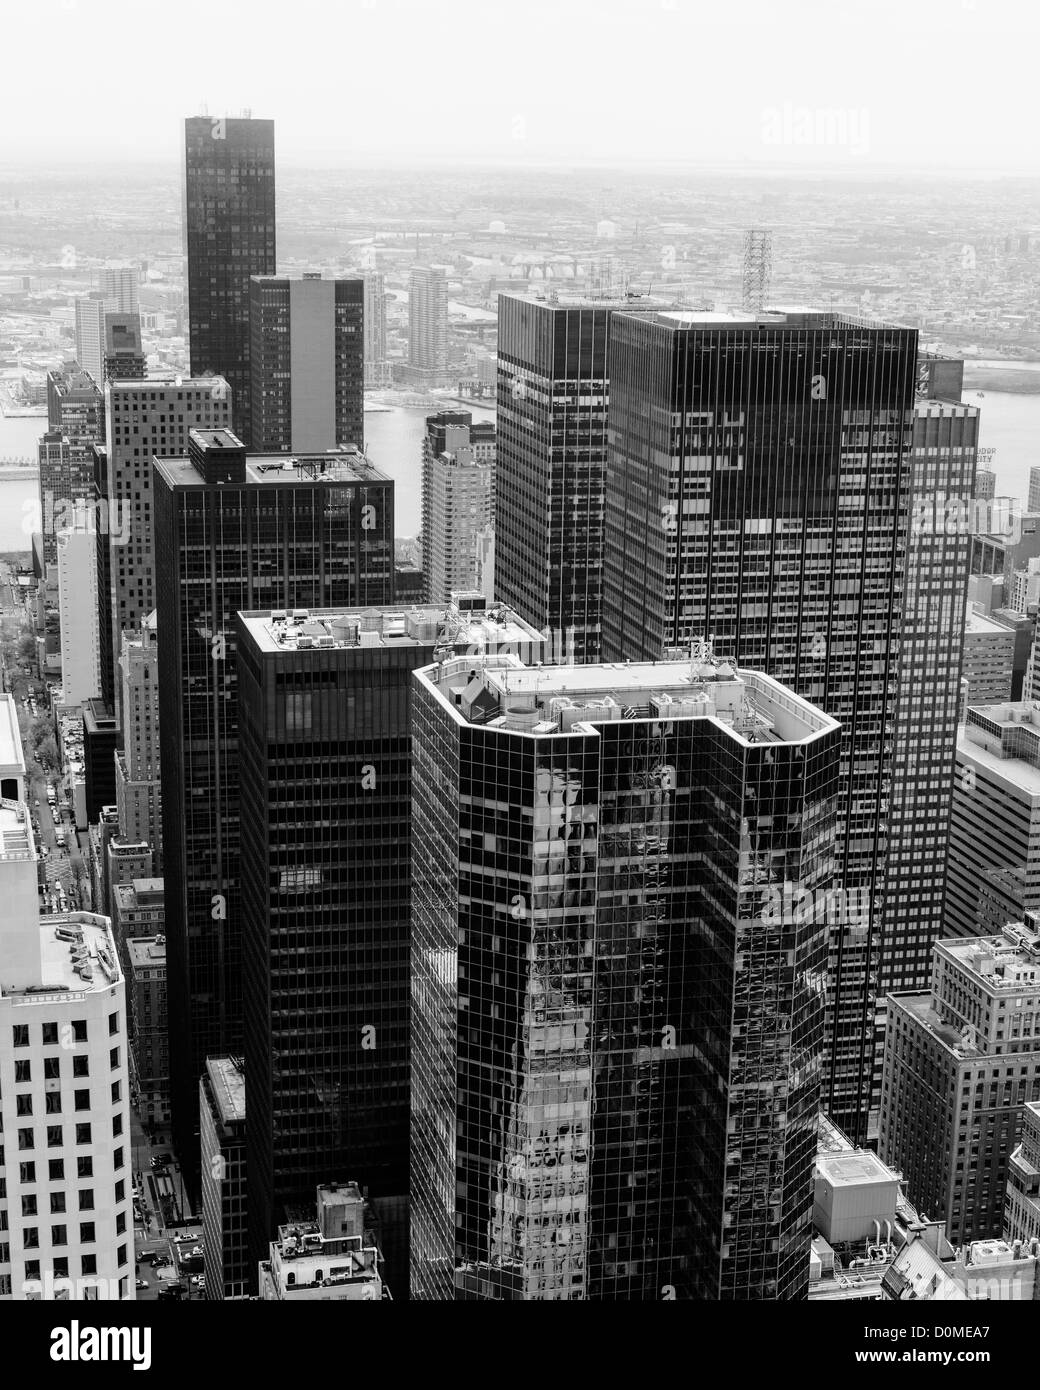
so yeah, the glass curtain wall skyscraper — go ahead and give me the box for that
[183,115,276,446]
[600,309,918,1142]
[410,654,840,1300]
[154,429,393,1186]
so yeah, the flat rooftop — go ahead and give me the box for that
[16,914,124,997]
[626,307,903,333]
[0,694,24,775]
[206,1056,245,1125]
[937,924,1040,991]
[154,445,391,489]
[422,655,838,746]
[108,373,226,392]
[889,991,973,1055]
[959,704,1040,794]
[239,602,543,656]
[816,1151,899,1188]
[965,611,1014,636]
[126,937,166,970]
[0,798,34,858]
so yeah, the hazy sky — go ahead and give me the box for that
[2,0,1038,170]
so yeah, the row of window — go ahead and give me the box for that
[11,1012,119,1047]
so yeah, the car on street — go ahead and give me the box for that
[136,1279,149,1290]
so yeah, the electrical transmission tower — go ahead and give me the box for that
[742,228,773,311]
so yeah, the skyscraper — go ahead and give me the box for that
[154,429,393,1183]
[237,600,542,1289]
[420,412,495,603]
[410,653,840,1300]
[408,266,448,379]
[99,264,139,315]
[875,362,978,1130]
[600,308,918,1141]
[102,374,230,713]
[103,313,146,382]
[56,516,101,706]
[495,292,664,662]
[946,701,1040,939]
[40,364,103,567]
[75,294,108,383]
[363,272,390,387]
[0,696,134,1303]
[249,273,364,454]
[115,613,162,873]
[183,115,276,445]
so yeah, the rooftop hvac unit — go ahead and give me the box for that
[297,636,313,649]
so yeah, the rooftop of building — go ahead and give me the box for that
[965,610,1015,636]
[936,922,1040,993]
[112,878,164,908]
[622,305,906,332]
[154,437,391,489]
[2,914,122,1000]
[888,990,978,1056]
[959,703,1040,793]
[239,597,543,656]
[126,936,166,970]
[205,1056,245,1126]
[107,373,227,393]
[500,288,672,311]
[816,1151,900,1189]
[0,693,24,774]
[419,647,838,747]
[0,798,34,859]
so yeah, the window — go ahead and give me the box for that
[111,1081,121,1104]
[44,1058,59,1080]
[114,1180,125,1203]
[14,1060,30,1083]
[74,1090,90,1112]
[45,1094,61,1115]
[48,1159,64,1182]
[112,1114,123,1138]
[42,1023,58,1045]
[81,1254,97,1276]
[24,1260,40,1279]
[117,1243,127,1268]
[23,1228,38,1249]
[17,1129,33,1151]
[114,1148,124,1171]
[15,1095,32,1117]
[53,1257,69,1280]
[79,1222,95,1244]
[19,1161,34,1183]
[116,1212,126,1235]
[51,1225,67,1246]
[77,1156,93,1179]
[50,1193,66,1215]
[21,1196,37,1218]
[12,1025,28,1047]
[108,1012,119,1036]
[72,1057,89,1078]
[72,1021,86,1043]
[75,1124,91,1145]
[110,1047,120,1069]
[78,1190,94,1212]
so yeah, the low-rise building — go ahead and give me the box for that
[258,1183,386,1301]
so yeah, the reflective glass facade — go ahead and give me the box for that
[411,658,840,1299]
[496,295,661,662]
[184,116,276,445]
[154,441,393,1186]
[601,311,917,1142]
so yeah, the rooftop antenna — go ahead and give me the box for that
[742,228,773,311]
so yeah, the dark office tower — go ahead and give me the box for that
[154,429,393,1186]
[875,358,978,1131]
[237,600,543,1291]
[39,363,104,565]
[249,273,364,454]
[410,654,840,1300]
[92,445,115,708]
[103,312,146,381]
[183,115,276,446]
[601,309,918,1143]
[496,292,665,663]
[103,375,230,716]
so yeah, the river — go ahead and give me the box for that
[0,390,1034,554]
